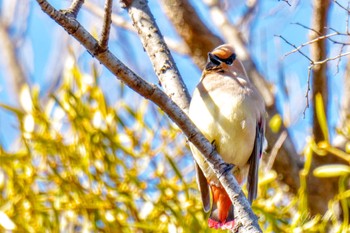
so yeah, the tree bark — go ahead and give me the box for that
[310,0,330,143]
[123,0,191,111]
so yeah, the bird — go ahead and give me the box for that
[189,44,265,230]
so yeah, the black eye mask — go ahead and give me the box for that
[208,53,237,66]
[205,52,237,71]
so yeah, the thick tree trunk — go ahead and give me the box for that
[308,0,346,216]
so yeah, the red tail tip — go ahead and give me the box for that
[208,218,235,230]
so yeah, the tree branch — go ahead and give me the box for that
[121,0,190,111]
[36,0,261,231]
[84,1,134,31]
[83,1,190,55]
[99,0,113,51]
[65,0,84,18]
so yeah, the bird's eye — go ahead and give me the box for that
[223,53,236,65]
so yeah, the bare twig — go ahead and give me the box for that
[301,50,350,118]
[293,22,350,45]
[36,0,262,231]
[65,0,84,18]
[279,0,291,6]
[334,0,350,13]
[266,130,288,171]
[276,35,314,63]
[84,1,134,31]
[279,18,350,120]
[303,67,312,117]
[83,1,190,55]
[284,32,349,57]
[99,0,113,51]
[313,51,350,65]
[335,44,346,74]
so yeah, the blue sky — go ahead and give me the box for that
[0,0,348,153]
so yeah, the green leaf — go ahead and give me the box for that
[315,93,329,142]
[313,164,350,178]
[269,114,282,133]
[0,104,25,117]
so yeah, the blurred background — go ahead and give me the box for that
[0,0,349,232]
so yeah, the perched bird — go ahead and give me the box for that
[189,44,265,230]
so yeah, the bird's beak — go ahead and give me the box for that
[206,53,221,70]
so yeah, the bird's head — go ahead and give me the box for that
[205,44,247,78]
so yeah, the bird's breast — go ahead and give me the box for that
[189,80,257,169]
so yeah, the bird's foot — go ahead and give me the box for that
[209,140,216,158]
[218,163,234,179]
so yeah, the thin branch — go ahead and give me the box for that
[266,130,288,171]
[334,0,350,13]
[335,44,345,74]
[36,0,262,231]
[65,0,84,18]
[121,0,191,111]
[279,0,292,6]
[84,1,134,31]
[294,22,350,45]
[276,35,314,63]
[83,1,190,55]
[279,17,350,120]
[99,0,113,51]
[284,32,347,57]
[313,51,350,65]
[303,67,312,117]
[299,50,350,118]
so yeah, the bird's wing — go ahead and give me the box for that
[247,120,264,203]
[195,162,211,212]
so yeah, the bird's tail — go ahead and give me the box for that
[208,185,235,230]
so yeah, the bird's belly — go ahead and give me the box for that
[189,90,256,179]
